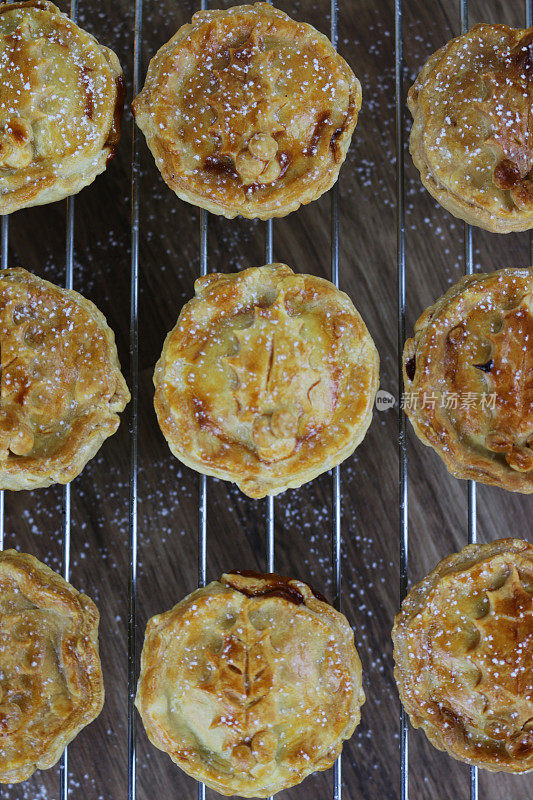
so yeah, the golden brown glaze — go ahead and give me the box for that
[153,264,379,498]
[132,3,361,219]
[0,549,104,783]
[392,539,533,773]
[0,0,124,214]
[403,267,533,492]
[135,572,364,796]
[0,268,129,490]
[409,24,533,232]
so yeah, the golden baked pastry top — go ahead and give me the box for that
[132,2,361,219]
[0,268,130,490]
[153,263,379,498]
[403,267,533,492]
[0,0,124,214]
[409,24,533,232]
[135,571,364,797]
[0,549,104,783]
[392,539,533,773]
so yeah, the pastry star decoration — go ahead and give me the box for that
[208,28,287,185]
[225,294,330,462]
[470,565,533,702]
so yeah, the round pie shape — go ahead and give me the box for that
[135,570,365,796]
[132,2,361,219]
[409,24,533,232]
[0,549,104,783]
[0,267,130,490]
[403,267,533,492]
[0,0,124,214]
[392,538,533,773]
[153,263,379,498]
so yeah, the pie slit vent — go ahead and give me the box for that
[132,2,362,219]
[0,549,104,783]
[0,267,130,490]
[408,23,533,232]
[153,263,379,498]
[392,538,533,773]
[135,570,365,797]
[402,266,533,493]
[0,0,124,214]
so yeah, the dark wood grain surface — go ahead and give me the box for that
[0,0,531,798]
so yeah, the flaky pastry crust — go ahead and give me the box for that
[0,549,104,783]
[153,264,379,498]
[0,268,130,490]
[135,571,365,797]
[132,2,361,219]
[403,267,533,492]
[0,0,124,214]
[392,538,533,773]
[409,24,533,232]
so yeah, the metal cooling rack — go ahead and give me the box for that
[0,0,527,798]
[396,1,532,800]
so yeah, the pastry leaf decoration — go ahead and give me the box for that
[200,613,278,772]
[224,294,329,462]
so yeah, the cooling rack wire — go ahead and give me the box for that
[0,0,528,799]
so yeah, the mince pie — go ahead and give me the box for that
[0,0,124,214]
[136,570,365,796]
[409,24,533,232]
[403,267,533,492]
[0,549,104,782]
[153,263,379,498]
[133,2,361,219]
[0,268,129,489]
[393,538,533,772]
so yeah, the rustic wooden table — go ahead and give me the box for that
[1,0,531,798]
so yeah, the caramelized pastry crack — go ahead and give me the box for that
[225,569,328,605]
[473,358,494,372]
